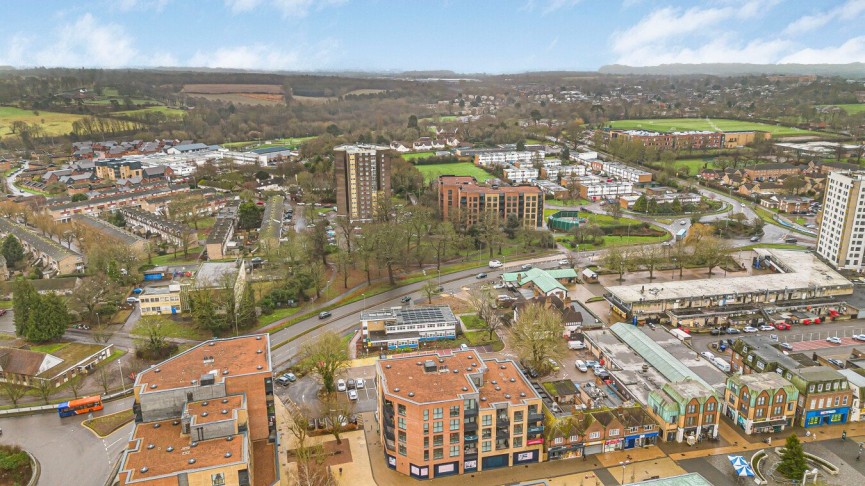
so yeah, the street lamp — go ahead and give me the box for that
[620,460,630,485]
[118,360,126,393]
[362,293,367,314]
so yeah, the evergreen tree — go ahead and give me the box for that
[504,214,521,239]
[11,278,37,337]
[25,293,70,342]
[632,195,648,213]
[777,434,808,480]
[2,235,24,268]
[671,198,683,214]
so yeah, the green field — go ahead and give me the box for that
[674,158,713,174]
[0,107,89,137]
[402,151,436,160]
[113,106,186,118]
[221,136,315,150]
[608,118,820,137]
[415,162,492,183]
[817,104,865,114]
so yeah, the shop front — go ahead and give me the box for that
[583,441,604,456]
[481,453,509,471]
[624,432,658,449]
[547,443,584,460]
[463,458,478,473]
[804,407,850,428]
[409,464,430,479]
[433,461,460,478]
[512,450,539,465]
[751,418,789,434]
[603,438,623,453]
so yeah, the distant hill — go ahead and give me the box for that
[599,63,865,78]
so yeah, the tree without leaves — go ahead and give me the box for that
[509,303,566,373]
[422,280,440,305]
[70,273,116,325]
[299,331,350,394]
[467,288,504,341]
[603,246,630,282]
[321,392,354,445]
[0,381,28,407]
[98,366,111,395]
[638,245,663,280]
[66,374,85,399]
[136,315,172,355]
[34,379,55,405]
[693,236,731,278]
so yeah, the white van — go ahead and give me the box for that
[575,360,588,372]
[568,340,586,350]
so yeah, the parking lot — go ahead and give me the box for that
[278,364,378,415]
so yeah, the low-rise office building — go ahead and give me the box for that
[575,179,634,200]
[723,373,798,434]
[377,350,544,479]
[139,283,183,316]
[501,267,577,299]
[361,305,459,351]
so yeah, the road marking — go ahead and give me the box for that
[105,436,126,450]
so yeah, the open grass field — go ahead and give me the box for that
[402,151,436,160]
[113,106,186,118]
[0,106,88,137]
[182,84,282,94]
[608,118,821,136]
[415,162,492,183]
[188,93,284,105]
[817,104,865,114]
[674,158,713,174]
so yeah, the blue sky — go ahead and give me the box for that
[1,0,864,72]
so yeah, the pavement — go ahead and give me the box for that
[0,396,134,485]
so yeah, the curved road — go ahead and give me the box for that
[6,161,29,197]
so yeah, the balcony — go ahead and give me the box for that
[496,416,510,426]
[528,425,544,434]
[495,440,510,450]
[496,429,510,439]
[528,412,544,422]
[464,434,478,442]
[464,421,478,432]
[464,408,479,417]
[464,449,478,459]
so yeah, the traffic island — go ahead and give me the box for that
[0,445,36,485]
[82,409,135,438]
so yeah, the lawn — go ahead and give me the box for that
[608,118,821,137]
[415,162,492,183]
[674,158,713,174]
[258,306,303,327]
[557,234,670,251]
[31,343,65,354]
[0,445,32,484]
[402,151,436,160]
[0,300,12,309]
[461,314,486,331]
[817,104,865,114]
[545,198,591,207]
[83,409,135,437]
[149,247,202,266]
[0,106,90,137]
[578,211,643,228]
[131,318,207,340]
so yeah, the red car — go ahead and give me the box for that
[0,309,7,317]
[774,322,790,330]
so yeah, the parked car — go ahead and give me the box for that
[493,282,505,289]
[743,326,758,333]
[750,236,760,242]
[854,334,865,342]
[780,342,793,351]
[318,311,332,319]
[826,336,843,344]
[567,341,586,350]
[828,358,845,368]
[726,328,741,335]
[276,375,292,386]
[126,297,140,304]
[347,379,356,390]
[476,273,488,279]
[337,379,347,392]
[710,328,722,335]
[356,378,365,389]
[557,259,570,266]
[547,358,561,372]
[592,366,606,376]
[759,325,775,331]
[700,351,714,360]
[774,322,791,330]
[585,360,599,369]
[488,260,503,268]
[575,360,588,372]
[521,264,532,271]
[401,296,412,304]
[348,390,359,401]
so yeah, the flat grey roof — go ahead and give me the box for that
[194,262,238,288]
[361,305,458,326]
[607,249,851,304]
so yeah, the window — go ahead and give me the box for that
[706,402,716,411]
[434,449,443,460]
[449,445,460,457]
[423,423,429,435]
[776,394,784,403]
[450,419,460,431]
[554,437,563,445]
[450,405,460,417]
[398,404,406,416]
[788,402,794,412]
[608,429,620,437]
[755,409,764,418]
[434,421,443,433]
[433,435,443,447]
[434,408,443,419]
[482,415,492,427]
[482,441,492,452]
[513,437,523,448]
[398,431,406,444]
[398,417,406,430]
[482,428,491,439]
[773,406,782,416]
[686,417,695,426]
[424,451,429,461]
[844,396,849,406]
[399,444,407,456]
[757,396,765,406]
[424,437,429,448]
[569,435,578,442]
[450,433,460,444]
[211,473,226,486]
[423,409,429,421]
[687,404,696,414]
[514,424,523,435]
[514,411,524,422]
[589,431,600,439]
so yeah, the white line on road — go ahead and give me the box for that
[104,435,126,450]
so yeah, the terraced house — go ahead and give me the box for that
[724,373,798,434]
[0,218,83,276]
[377,350,544,479]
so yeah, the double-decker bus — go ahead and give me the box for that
[57,396,103,417]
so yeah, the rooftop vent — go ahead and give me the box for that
[505,394,511,399]
[208,342,216,346]
[385,364,391,369]
[438,358,444,363]
[191,441,198,447]
[481,397,487,402]
[462,387,468,391]
[140,467,149,473]
[200,374,215,386]
[408,392,415,397]
[226,436,234,441]
[500,365,506,370]
[509,378,516,383]
[202,401,209,406]
[222,399,228,404]
[453,369,459,374]
[166,446,174,452]
[222,370,229,375]
[394,387,400,392]
[150,384,157,389]
[153,423,161,429]
[472,363,477,367]
[256,349,262,354]
[147,443,155,450]
[495,386,501,391]
[520,392,526,397]
[191,380,197,386]
[466,368,472,371]
[491,380,497,385]
[154,368,161,373]
[172,420,179,426]
[423,360,436,373]
[188,459,196,465]
[256,336,262,340]
[222,409,228,415]
[224,452,232,458]
[416,361,422,366]
[256,365,263,370]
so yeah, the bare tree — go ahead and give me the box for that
[509,303,566,373]
[98,367,111,395]
[467,288,504,341]
[321,393,354,445]
[638,245,663,280]
[422,280,440,304]
[0,381,28,407]
[34,379,55,404]
[299,332,350,393]
[67,374,86,399]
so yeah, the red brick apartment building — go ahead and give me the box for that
[116,335,278,486]
[377,350,545,479]
[607,130,724,150]
[437,176,543,227]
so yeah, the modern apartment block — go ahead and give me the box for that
[334,144,391,223]
[437,176,544,227]
[377,350,545,479]
[116,334,278,486]
[361,305,459,351]
[473,150,543,168]
[608,130,724,151]
[817,170,865,270]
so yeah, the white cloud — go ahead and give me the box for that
[612,6,733,54]
[779,36,865,64]
[783,0,865,35]
[0,14,138,68]
[224,0,346,17]
[615,36,791,66]
[187,40,339,70]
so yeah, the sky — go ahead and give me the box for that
[0,0,864,73]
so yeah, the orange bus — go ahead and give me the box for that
[57,396,103,417]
